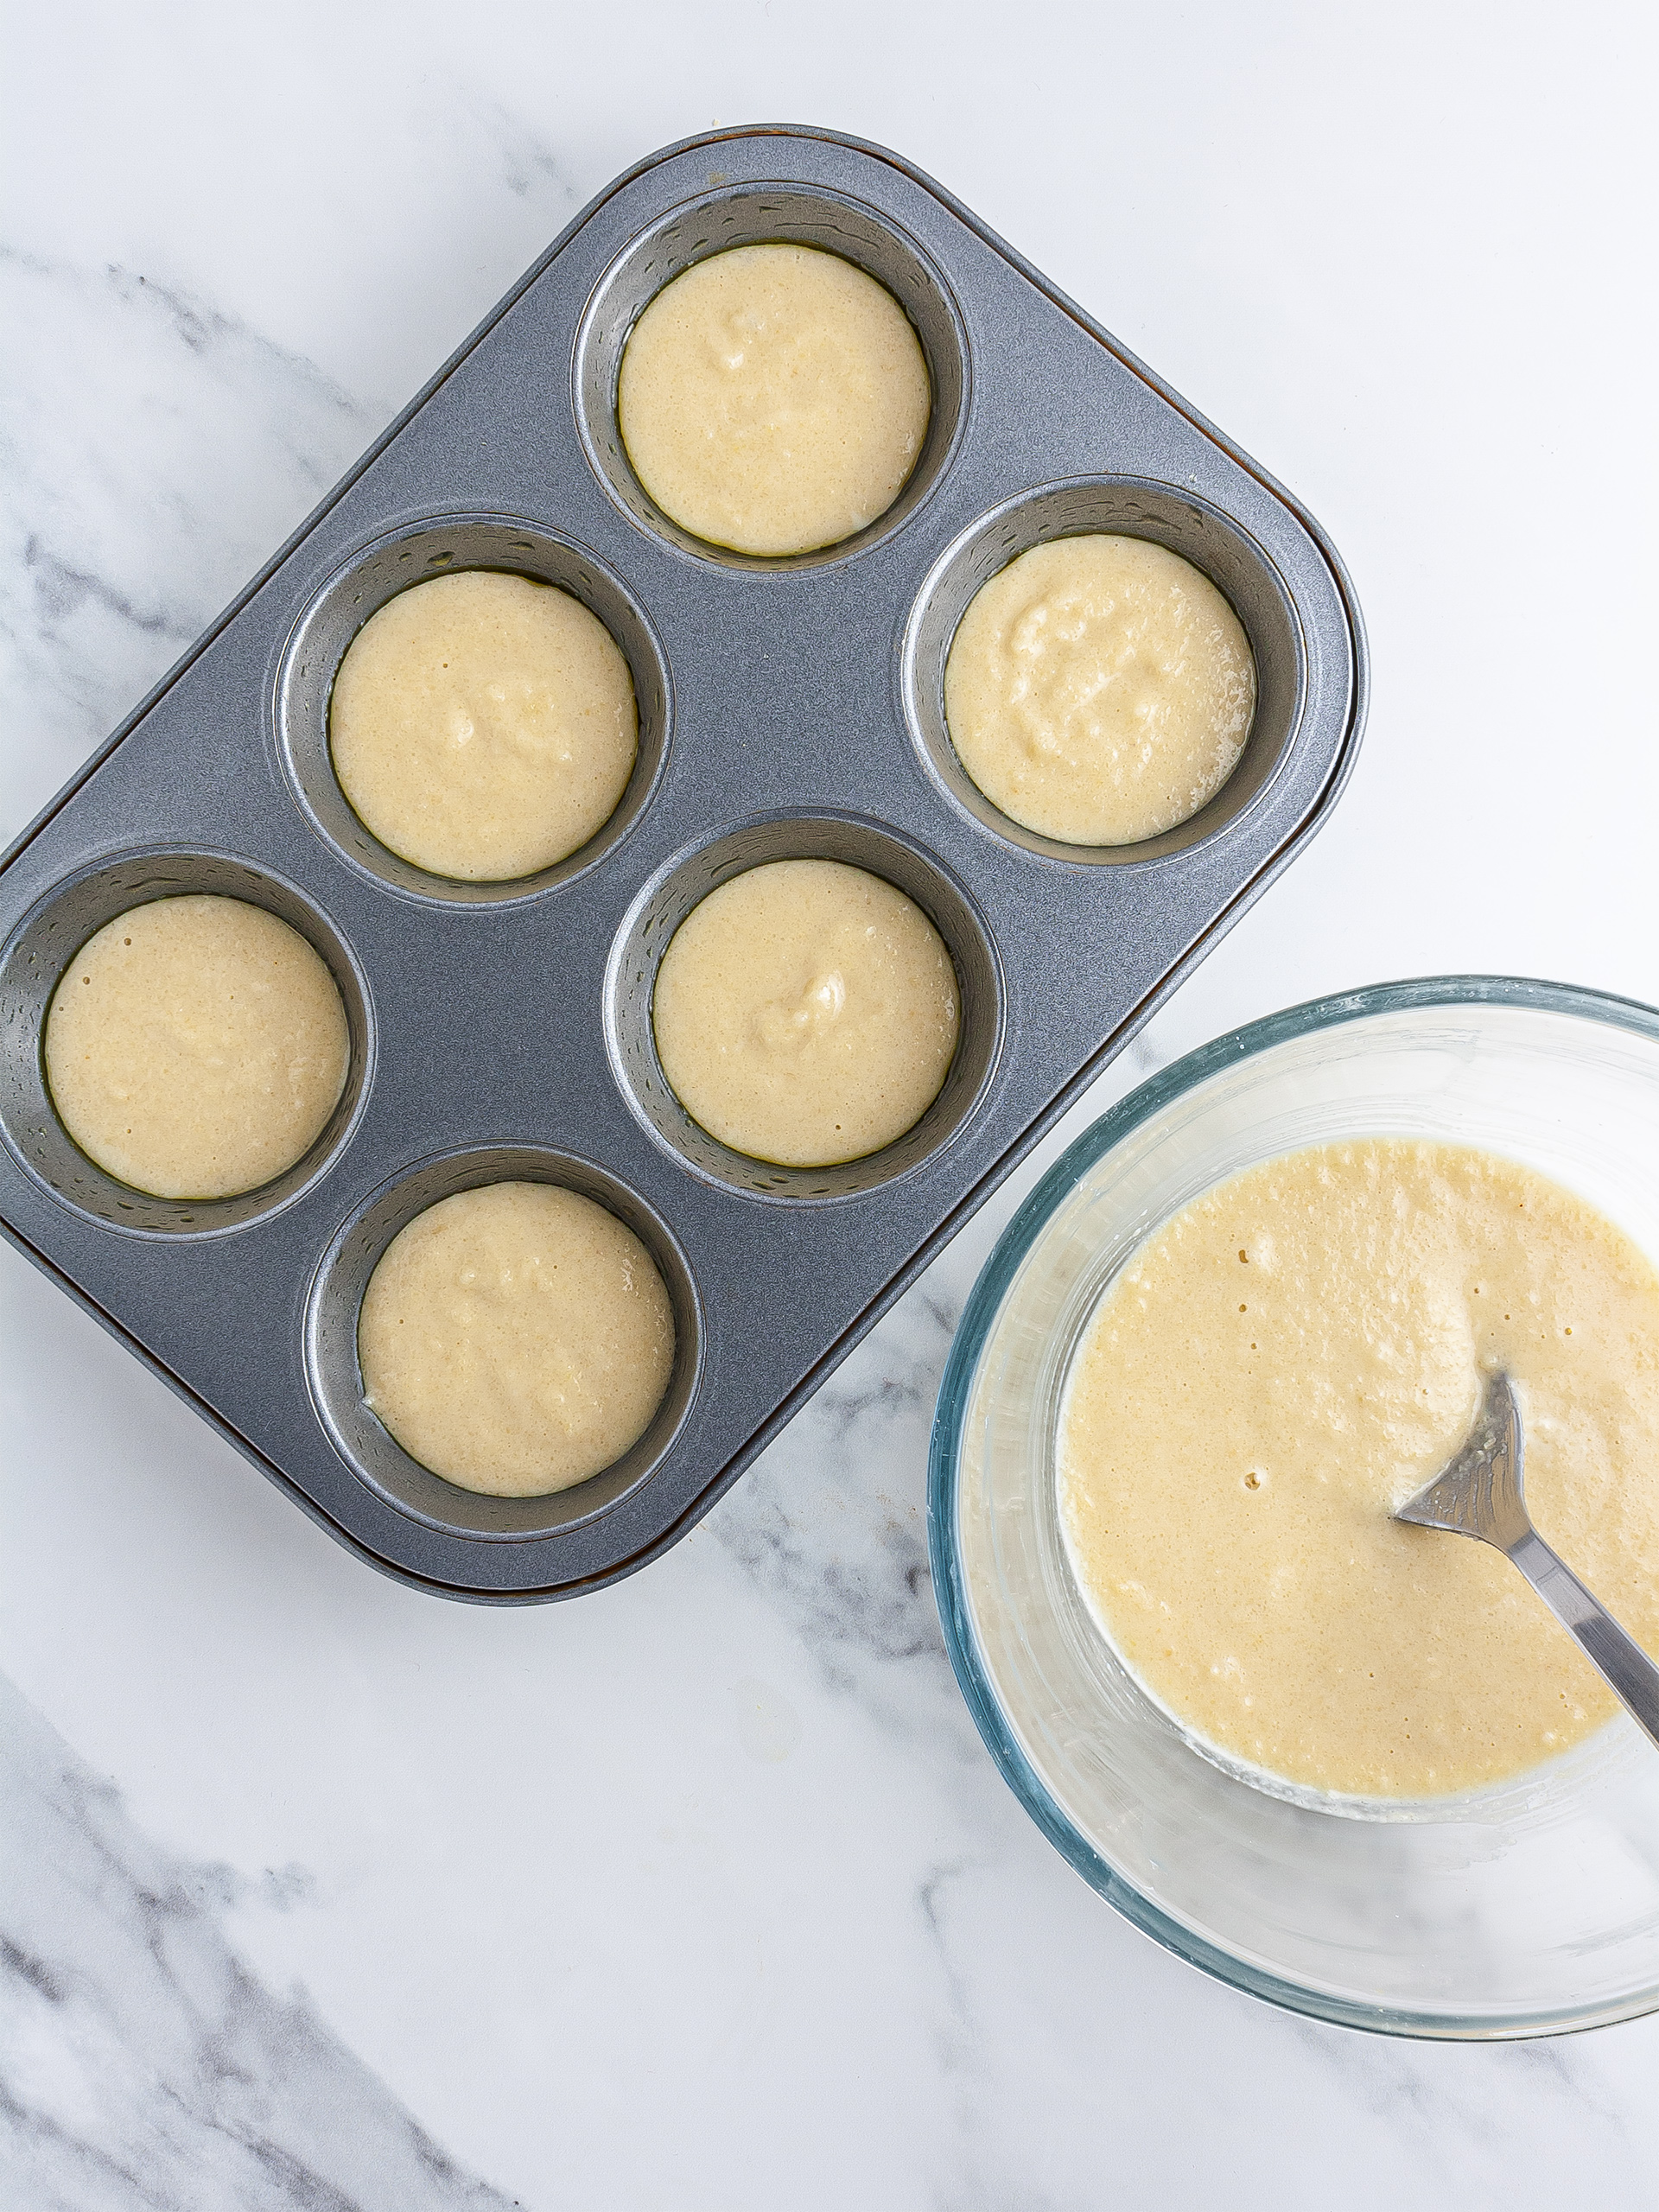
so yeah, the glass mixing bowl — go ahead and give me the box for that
[929,978,1659,2038]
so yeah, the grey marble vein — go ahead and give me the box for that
[707,1280,962,1683]
[0,245,382,835]
[481,107,583,212]
[0,1670,523,2212]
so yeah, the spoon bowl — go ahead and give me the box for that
[1395,1372,1659,1751]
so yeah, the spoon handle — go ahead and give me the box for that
[1509,1529,1659,1752]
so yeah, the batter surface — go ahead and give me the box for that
[1058,1141,1659,1799]
[617,243,931,556]
[329,570,638,881]
[945,535,1255,846]
[652,859,959,1167]
[44,895,349,1200]
[359,1181,675,1497]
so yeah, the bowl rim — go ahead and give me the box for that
[927,973,1659,2041]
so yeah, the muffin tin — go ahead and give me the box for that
[0,126,1366,1600]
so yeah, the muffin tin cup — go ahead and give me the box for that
[305,1145,702,1541]
[575,183,971,570]
[604,812,1003,1202]
[902,475,1306,866]
[0,848,373,1237]
[0,126,1366,1600]
[276,512,672,906]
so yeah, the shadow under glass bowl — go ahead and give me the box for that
[929,976,1659,2039]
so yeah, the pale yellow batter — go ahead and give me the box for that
[945,536,1255,846]
[1058,1141,1659,1799]
[652,859,959,1167]
[617,243,931,556]
[359,1181,675,1497]
[43,896,349,1200]
[329,570,638,881]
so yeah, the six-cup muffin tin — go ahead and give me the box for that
[0,127,1367,1600]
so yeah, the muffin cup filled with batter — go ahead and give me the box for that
[945,535,1255,847]
[329,570,639,883]
[577,187,969,569]
[904,478,1306,864]
[277,517,671,907]
[652,857,960,1167]
[359,1179,674,1497]
[618,243,931,558]
[0,851,371,1235]
[44,893,350,1200]
[605,818,1005,1202]
[305,1147,702,1535]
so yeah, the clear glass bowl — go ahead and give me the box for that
[929,978,1659,2038]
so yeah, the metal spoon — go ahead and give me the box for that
[1395,1372,1659,1752]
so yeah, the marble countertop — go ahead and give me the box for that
[4,4,1658,2205]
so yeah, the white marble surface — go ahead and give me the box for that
[4,3,1659,2204]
